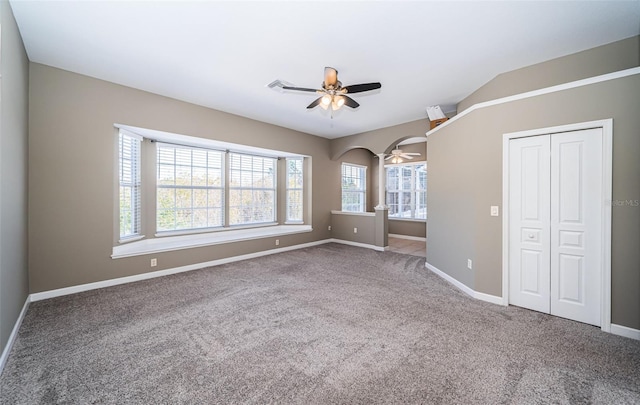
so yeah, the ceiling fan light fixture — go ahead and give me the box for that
[277,67,381,113]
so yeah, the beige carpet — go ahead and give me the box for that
[1,244,639,404]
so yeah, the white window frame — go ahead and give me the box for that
[118,130,143,241]
[286,157,304,223]
[228,153,277,226]
[113,124,310,257]
[156,143,225,234]
[341,163,367,212]
[385,161,427,220]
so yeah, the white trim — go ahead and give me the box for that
[330,210,375,217]
[474,291,505,306]
[426,262,504,305]
[610,324,640,341]
[112,224,312,259]
[0,297,30,376]
[502,119,613,333]
[340,162,368,170]
[115,123,306,159]
[426,262,475,297]
[34,239,331,302]
[118,234,145,244]
[384,160,427,168]
[117,128,143,141]
[601,119,613,333]
[388,217,426,223]
[154,221,280,238]
[388,233,426,242]
[35,238,388,302]
[330,238,387,252]
[427,67,640,137]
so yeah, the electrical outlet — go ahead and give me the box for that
[490,206,499,216]
[151,258,157,267]
[275,239,280,246]
[328,225,331,231]
[354,227,358,234]
[467,259,472,270]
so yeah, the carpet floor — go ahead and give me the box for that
[1,243,639,404]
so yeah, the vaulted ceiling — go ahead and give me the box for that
[10,0,640,138]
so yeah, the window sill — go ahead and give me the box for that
[388,217,427,222]
[112,224,312,259]
[331,210,375,217]
[118,235,146,244]
[154,222,278,238]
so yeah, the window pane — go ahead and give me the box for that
[157,209,175,231]
[156,144,224,232]
[384,162,427,220]
[229,153,276,225]
[119,131,141,239]
[286,158,304,222]
[341,163,366,212]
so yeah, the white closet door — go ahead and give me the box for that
[550,128,603,326]
[509,135,551,313]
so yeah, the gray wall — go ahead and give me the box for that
[28,63,339,293]
[458,35,640,113]
[330,213,376,245]
[428,73,640,329]
[0,0,30,353]
[389,220,426,239]
[331,119,429,160]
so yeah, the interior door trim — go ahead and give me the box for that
[502,119,613,333]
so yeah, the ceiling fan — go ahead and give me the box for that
[281,67,381,111]
[385,146,421,163]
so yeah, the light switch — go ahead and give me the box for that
[490,206,499,216]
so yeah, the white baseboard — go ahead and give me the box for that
[610,324,640,341]
[330,238,387,252]
[426,262,475,297]
[474,290,506,306]
[31,239,332,302]
[388,234,426,242]
[425,262,505,306]
[3,246,637,378]
[0,297,30,376]
[425,264,640,340]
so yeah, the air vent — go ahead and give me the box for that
[267,79,295,90]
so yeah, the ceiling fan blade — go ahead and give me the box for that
[405,153,421,156]
[385,155,393,161]
[344,82,382,94]
[342,95,360,109]
[282,86,322,93]
[401,155,414,160]
[306,97,323,109]
[324,67,338,87]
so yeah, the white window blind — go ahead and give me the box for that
[341,163,366,212]
[157,144,224,232]
[286,158,304,222]
[119,131,142,239]
[386,162,427,219]
[229,153,276,225]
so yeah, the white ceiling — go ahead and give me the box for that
[10,1,640,139]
